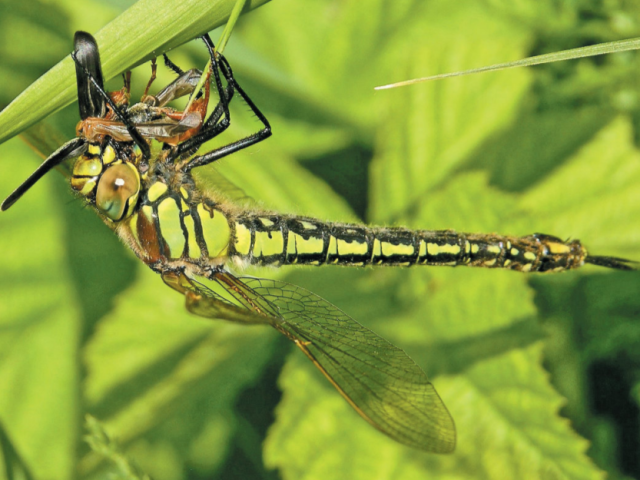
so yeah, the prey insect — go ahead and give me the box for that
[73,34,236,148]
[2,31,635,454]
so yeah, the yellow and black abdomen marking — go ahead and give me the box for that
[229,214,587,273]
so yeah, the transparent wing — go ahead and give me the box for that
[162,270,456,453]
[88,118,197,141]
[162,271,269,325]
[133,111,203,138]
[192,168,255,206]
[133,122,195,139]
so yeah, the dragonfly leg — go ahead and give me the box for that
[162,53,184,76]
[170,34,236,159]
[149,38,225,107]
[178,54,272,172]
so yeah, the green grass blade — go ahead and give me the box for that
[375,37,640,90]
[0,0,270,146]
[217,0,249,54]
[84,415,151,480]
[184,0,248,114]
[0,420,35,480]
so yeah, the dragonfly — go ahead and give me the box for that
[1,31,635,455]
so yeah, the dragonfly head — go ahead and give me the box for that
[71,142,142,222]
[1,31,110,213]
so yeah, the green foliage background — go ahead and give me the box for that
[1,0,640,479]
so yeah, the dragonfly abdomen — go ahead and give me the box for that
[230,214,587,272]
[122,194,586,273]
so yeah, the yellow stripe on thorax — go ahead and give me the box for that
[198,205,230,258]
[183,215,201,258]
[157,197,184,258]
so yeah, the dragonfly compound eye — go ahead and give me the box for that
[95,163,140,221]
[70,157,103,196]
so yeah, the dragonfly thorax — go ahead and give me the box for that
[70,142,142,222]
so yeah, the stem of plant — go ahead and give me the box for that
[185,0,247,112]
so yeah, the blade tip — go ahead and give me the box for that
[1,196,15,212]
[586,255,638,271]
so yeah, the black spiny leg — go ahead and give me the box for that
[178,50,271,172]
[71,52,151,162]
[196,46,238,134]
[156,38,234,115]
[168,33,233,161]
[191,44,239,141]
[160,47,236,108]
[163,53,185,76]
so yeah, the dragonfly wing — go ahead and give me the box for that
[193,169,255,206]
[232,272,456,452]
[163,270,455,452]
[134,120,195,138]
[240,276,456,453]
[161,271,270,325]
[134,111,203,137]
[89,118,197,141]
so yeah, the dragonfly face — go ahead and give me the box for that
[70,141,142,222]
[1,30,635,455]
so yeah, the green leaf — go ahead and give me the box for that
[84,415,151,480]
[267,346,603,480]
[368,1,531,223]
[268,173,604,480]
[0,420,35,480]
[0,138,81,480]
[517,117,640,258]
[80,267,278,478]
[3,0,640,478]
[210,121,357,221]
[470,107,613,193]
[236,0,432,130]
[0,0,270,146]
